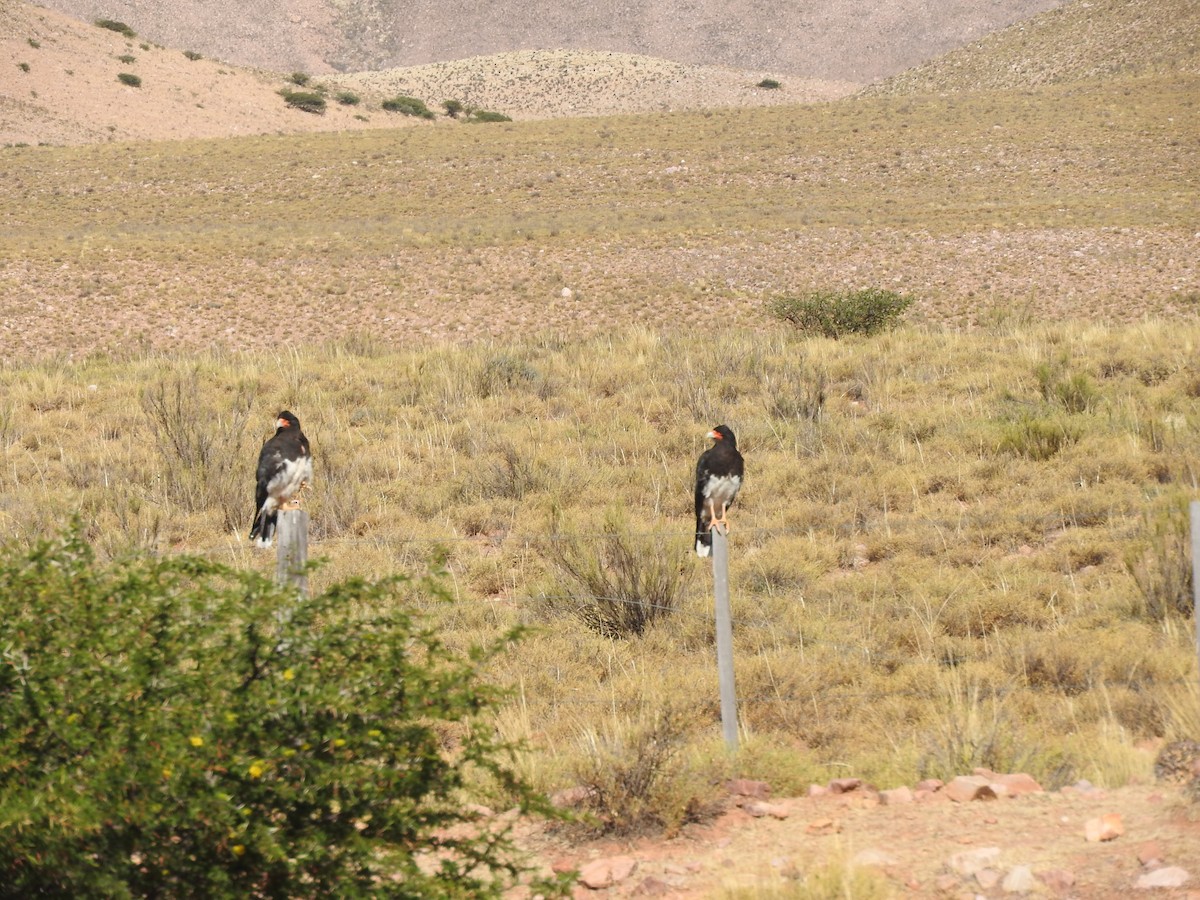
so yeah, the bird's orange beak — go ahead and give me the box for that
[708,429,722,440]
[278,418,290,428]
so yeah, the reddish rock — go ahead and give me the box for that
[632,876,672,896]
[805,817,841,835]
[992,772,1044,796]
[828,777,862,794]
[1084,813,1124,843]
[807,784,829,798]
[1137,840,1164,867]
[578,856,638,890]
[1039,868,1077,891]
[1002,865,1037,893]
[880,786,914,805]
[975,867,1001,889]
[945,775,998,803]
[727,778,771,799]
[915,778,944,793]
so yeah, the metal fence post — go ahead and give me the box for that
[712,528,739,752]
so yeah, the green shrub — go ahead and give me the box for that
[383,95,435,119]
[468,109,513,124]
[17,62,29,73]
[443,99,465,118]
[335,90,361,106]
[118,54,136,64]
[768,288,913,338]
[280,89,326,114]
[288,71,310,86]
[95,19,135,38]
[0,525,564,898]
[183,50,202,61]
[757,78,782,89]
[28,38,40,48]
[996,415,1079,460]
[1125,499,1194,620]
[117,72,142,88]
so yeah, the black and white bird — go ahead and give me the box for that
[249,410,313,548]
[694,424,744,557]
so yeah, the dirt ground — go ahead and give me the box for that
[520,780,1200,897]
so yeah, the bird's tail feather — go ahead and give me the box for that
[250,509,277,547]
[695,530,712,558]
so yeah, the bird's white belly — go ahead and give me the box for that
[703,474,741,507]
[265,456,312,510]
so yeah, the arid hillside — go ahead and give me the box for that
[32,0,1065,82]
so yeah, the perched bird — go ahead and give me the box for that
[250,410,313,548]
[694,424,744,557]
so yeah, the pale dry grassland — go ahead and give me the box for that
[1,320,1198,805]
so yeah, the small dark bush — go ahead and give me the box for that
[117,72,141,88]
[0,525,567,897]
[768,287,914,338]
[28,38,41,48]
[118,54,135,63]
[288,71,310,86]
[382,95,435,118]
[183,50,202,61]
[542,515,691,638]
[443,98,465,118]
[757,78,782,89]
[335,90,361,105]
[17,62,30,73]
[95,18,135,37]
[468,109,512,123]
[279,89,326,114]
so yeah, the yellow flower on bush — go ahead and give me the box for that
[189,735,204,748]
[161,767,172,779]
[332,738,346,748]
[248,762,264,779]
[231,844,245,857]
[283,668,295,681]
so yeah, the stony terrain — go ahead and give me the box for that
[523,772,1199,897]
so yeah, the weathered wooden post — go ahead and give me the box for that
[275,509,309,597]
[1191,501,1200,693]
[711,527,739,752]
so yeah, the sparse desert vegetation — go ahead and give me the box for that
[0,0,1198,892]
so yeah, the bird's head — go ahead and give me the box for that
[276,411,300,430]
[708,424,736,445]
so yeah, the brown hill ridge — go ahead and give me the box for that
[1,3,850,146]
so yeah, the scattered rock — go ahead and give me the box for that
[1135,866,1190,889]
[807,784,829,798]
[946,775,998,803]
[1002,865,1036,893]
[578,856,638,890]
[743,801,790,819]
[915,778,945,793]
[631,875,672,896]
[1137,840,1163,868]
[853,848,898,868]
[975,867,1001,889]
[991,772,1044,797]
[946,846,1002,876]
[1084,813,1124,843]
[727,778,771,800]
[1039,868,1077,891]
[879,786,914,805]
[805,817,841,835]
[829,777,863,794]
